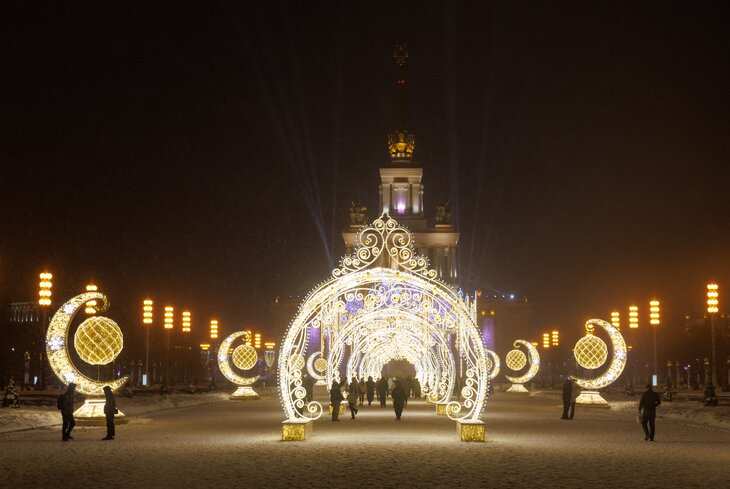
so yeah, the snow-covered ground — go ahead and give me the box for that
[2,386,729,488]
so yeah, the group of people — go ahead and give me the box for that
[57,383,118,441]
[563,376,662,441]
[330,375,412,421]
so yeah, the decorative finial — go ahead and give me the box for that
[393,45,409,66]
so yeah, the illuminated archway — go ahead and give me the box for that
[277,214,489,423]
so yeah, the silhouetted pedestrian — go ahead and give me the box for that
[366,376,375,406]
[347,377,359,419]
[639,383,661,441]
[376,377,388,407]
[391,380,406,420]
[330,381,343,421]
[568,377,579,419]
[561,378,572,419]
[60,383,76,441]
[102,385,117,440]
[358,377,366,406]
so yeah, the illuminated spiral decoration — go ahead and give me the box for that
[504,340,540,384]
[217,331,260,386]
[572,318,627,390]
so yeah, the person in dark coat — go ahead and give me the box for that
[329,381,344,421]
[639,383,661,441]
[347,377,359,419]
[302,374,315,404]
[391,380,406,420]
[61,383,76,441]
[102,385,117,440]
[366,376,375,406]
[376,377,388,407]
[561,378,572,419]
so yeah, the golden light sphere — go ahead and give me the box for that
[505,349,527,371]
[73,316,123,366]
[232,345,258,370]
[314,357,328,373]
[574,335,608,369]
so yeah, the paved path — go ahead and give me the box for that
[2,388,729,488]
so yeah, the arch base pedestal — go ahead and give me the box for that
[457,420,485,442]
[281,418,312,441]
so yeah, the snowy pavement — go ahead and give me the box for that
[2,387,729,488]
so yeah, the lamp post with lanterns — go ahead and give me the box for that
[85,284,98,315]
[707,283,719,386]
[142,300,153,386]
[164,306,173,383]
[649,300,660,384]
[38,272,53,389]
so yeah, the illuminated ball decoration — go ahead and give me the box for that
[232,344,258,370]
[73,317,123,366]
[574,335,608,369]
[505,349,527,371]
[314,357,328,373]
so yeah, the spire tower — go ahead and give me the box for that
[387,45,415,162]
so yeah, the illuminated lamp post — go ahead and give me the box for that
[38,272,53,389]
[182,311,191,333]
[611,311,620,330]
[142,300,153,386]
[542,333,550,349]
[707,283,719,386]
[649,300,660,385]
[210,319,219,340]
[254,333,261,350]
[164,306,173,383]
[629,306,638,385]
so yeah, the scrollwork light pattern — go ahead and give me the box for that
[278,214,488,422]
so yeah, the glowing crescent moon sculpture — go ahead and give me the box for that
[572,318,627,406]
[504,340,540,393]
[306,351,327,385]
[486,349,501,380]
[217,331,260,400]
[46,292,129,396]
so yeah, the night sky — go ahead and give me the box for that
[2,2,729,343]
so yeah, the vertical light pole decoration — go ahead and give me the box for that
[611,311,620,330]
[38,272,53,389]
[182,311,191,333]
[542,333,550,349]
[707,283,719,386]
[164,306,173,383]
[551,330,559,347]
[142,299,153,386]
[649,300,660,384]
[210,319,219,339]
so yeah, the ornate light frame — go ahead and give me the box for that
[46,292,129,396]
[277,214,489,422]
[572,318,627,390]
[504,340,540,385]
[218,331,260,386]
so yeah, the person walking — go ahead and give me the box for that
[568,377,579,419]
[347,377,359,419]
[358,377,366,406]
[366,376,375,406]
[330,380,344,421]
[60,383,76,441]
[376,376,388,407]
[102,385,117,440]
[639,383,661,441]
[391,379,406,420]
[561,378,572,419]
